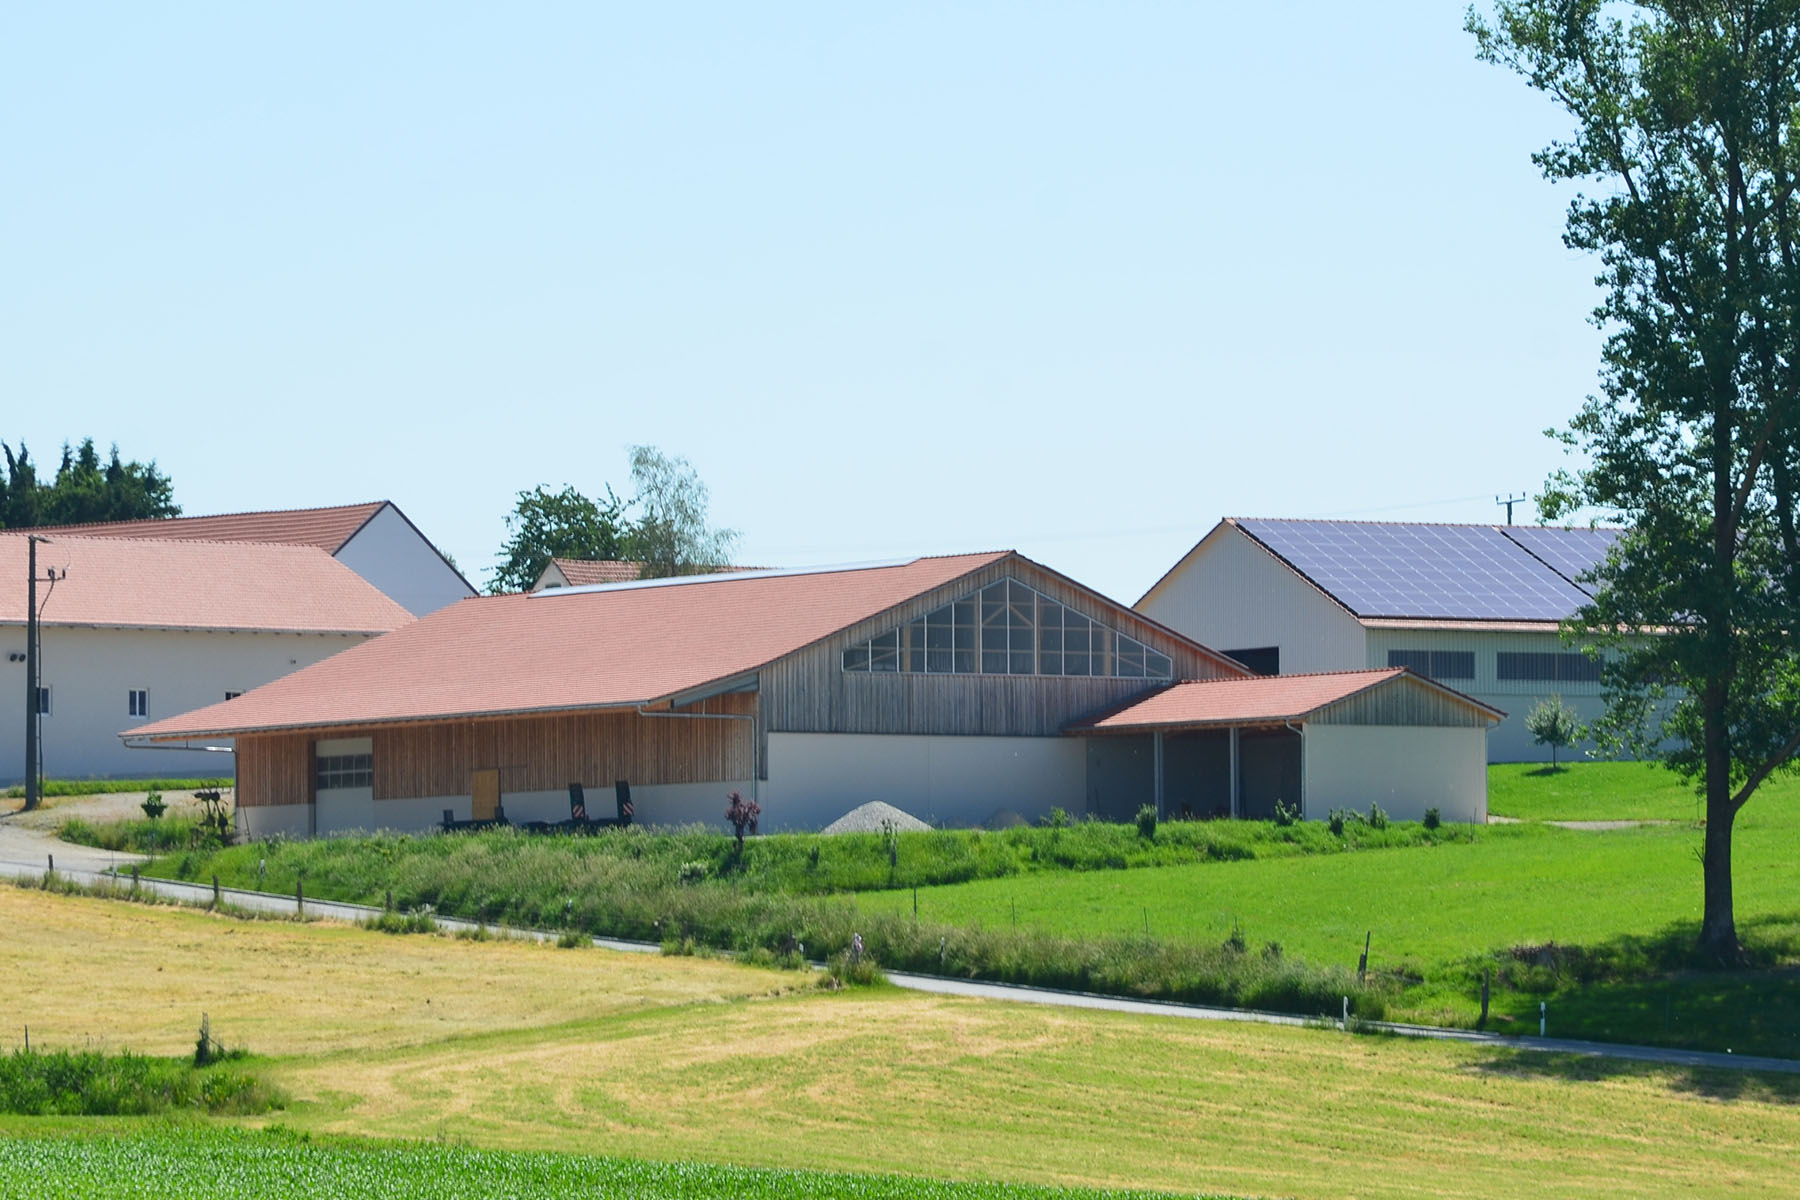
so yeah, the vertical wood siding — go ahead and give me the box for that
[1310,679,1493,727]
[761,557,1241,739]
[234,693,754,804]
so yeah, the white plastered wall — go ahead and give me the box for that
[333,503,474,617]
[1137,525,1368,675]
[1,625,373,784]
[763,733,1086,830]
[1301,724,1488,824]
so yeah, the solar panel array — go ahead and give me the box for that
[1496,525,1620,594]
[1233,519,1617,621]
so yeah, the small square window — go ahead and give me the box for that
[128,688,149,718]
[224,691,242,701]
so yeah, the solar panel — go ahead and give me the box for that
[1497,526,1621,595]
[1233,519,1597,621]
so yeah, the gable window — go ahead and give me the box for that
[1496,651,1601,683]
[1387,650,1475,681]
[128,688,149,718]
[841,576,1173,680]
[224,691,242,701]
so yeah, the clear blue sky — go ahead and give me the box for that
[1,3,1601,601]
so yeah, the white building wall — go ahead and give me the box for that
[1137,526,1368,675]
[1302,725,1488,824]
[1361,627,1609,764]
[333,503,474,616]
[0,625,373,784]
[764,732,1087,830]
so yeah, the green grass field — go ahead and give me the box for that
[1484,760,1765,822]
[8,887,1800,1198]
[0,1126,1227,1200]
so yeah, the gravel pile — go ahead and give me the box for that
[820,801,932,836]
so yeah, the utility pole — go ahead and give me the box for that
[1496,493,1529,525]
[23,536,51,812]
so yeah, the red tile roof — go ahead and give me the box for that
[0,534,414,634]
[546,558,645,586]
[32,502,388,553]
[1070,668,1501,731]
[132,553,1016,739]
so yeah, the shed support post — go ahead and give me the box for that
[1152,729,1165,821]
[1228,727,1240,820]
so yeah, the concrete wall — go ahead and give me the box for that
[283,779,758,837]
[764,732,1086,830]
[1301,724,1487,824]
[1137,526,1368,675]
[334,503,474,617]
[0,625,372,784]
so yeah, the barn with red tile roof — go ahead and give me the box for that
[2,535,412,783]
[37,500,474,617]
[128,551,1500,835]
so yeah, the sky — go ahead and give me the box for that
[0,3,1606,602]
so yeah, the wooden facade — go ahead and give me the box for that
[1309,678,1496,728]
[759,557,1240,747]
[236,693,755,807]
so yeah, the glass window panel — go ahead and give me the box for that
[1040,601,1065,628]
[842,645,870,671]
[954,600,976,626]
[1040,650,1063,675]
[1040,627,1062,653]
[907,647,926,672]
[982,650,1009,674]
[872,629,899,652]
[953,626,975,650]
[1011,627,1034,653]
[982,581,1008,606]
[926,623,952,651]
[1010,651,1034,674]
[927,649,952,673]
[953,649,977,673]
[1146,650,1173,678]
[927,604,952,625]
[1064,625,1089,653]
[1061,651,1088,676]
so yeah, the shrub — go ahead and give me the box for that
[1135,804,1158,841]
[1041,806,1071,829]
[1273,800,1299,827]
[821,951,886,989]
[0,1047,279,1116]
[140,791,166,820]
[1423,807,1442,831]
[359,909,439,935]
[1327,809,1349,837]
[555,928,588,949]
[677,860,709,886]
[1367,803,1389,831]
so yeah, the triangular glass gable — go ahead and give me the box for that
[841,576,1173,680]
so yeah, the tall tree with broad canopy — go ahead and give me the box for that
[1470,0,1800,961]
[623,445,741,579]
[489,484,630,594]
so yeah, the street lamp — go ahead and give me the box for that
[24,536,51,812]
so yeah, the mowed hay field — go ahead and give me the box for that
[6,887,1800,1198]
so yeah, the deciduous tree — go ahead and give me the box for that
[1472,0,1800,960]
[489,484,629,594]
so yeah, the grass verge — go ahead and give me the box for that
[2,779,229,800]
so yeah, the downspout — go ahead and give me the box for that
[1285,719,1305,821]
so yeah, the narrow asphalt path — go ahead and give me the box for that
[3,834,1796,1079]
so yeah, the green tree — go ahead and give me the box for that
[0,439,177,529]
[1525,694,1585,771]
[489,484,630,594]
[622,445,740,579]
[1472,1,1800,960]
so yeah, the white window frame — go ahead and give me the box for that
[127,687,149,719]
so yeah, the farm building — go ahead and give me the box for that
[1,535,413,783]
[127,552,1499,836]
[1137,518,1619,762]
[37,500,474,617]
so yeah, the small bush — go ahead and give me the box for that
[821,951,886,989]
[677,860,709,886]
[555,928,588,949]
[1273,800,1299,827]
[140,791,167,820]
[1327,809,1349,837]
[1135,805,1157,841]
[1423,807,1442,831]
[360,909,439,935]
[1368,803,1389,831]
[1041,806,1071,829]
[0,1045,279,1117]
